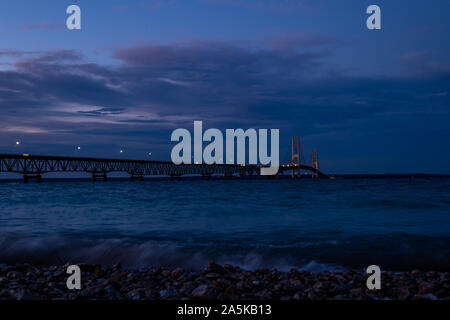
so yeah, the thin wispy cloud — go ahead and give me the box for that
[19,22,65,30]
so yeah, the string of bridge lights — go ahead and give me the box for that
[12,140,152,157]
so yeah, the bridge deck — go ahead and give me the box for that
[0,154,328,181]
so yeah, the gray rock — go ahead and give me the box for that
[191,285,215,300]
[392,287,410,300]
[418,281,436,294]
[255,289,272,300]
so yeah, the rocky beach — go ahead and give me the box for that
[0,261,448,300]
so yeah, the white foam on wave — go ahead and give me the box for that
[0,233,347,271]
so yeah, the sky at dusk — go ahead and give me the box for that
[0,0,449,173]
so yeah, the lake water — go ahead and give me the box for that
[0,177,449,271]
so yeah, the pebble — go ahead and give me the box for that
[191,285,215,300]
[0,262,447,300]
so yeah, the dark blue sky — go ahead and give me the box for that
[0,0,449,173]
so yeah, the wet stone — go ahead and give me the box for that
[0,262,447,300]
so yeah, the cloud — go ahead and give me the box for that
[0,41,449,172]
[400,51,450,76]
[0,50,41,57]
[78,108,126,117]
[19,22,65,30]
[13,50,82,69]
[0,126,50,134]
[268,33,335,51]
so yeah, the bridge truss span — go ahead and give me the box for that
[0,154,328,182]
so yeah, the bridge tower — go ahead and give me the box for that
[312,149,319,179]
[291,136,301,179]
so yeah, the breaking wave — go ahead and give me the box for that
[1,232,449,271]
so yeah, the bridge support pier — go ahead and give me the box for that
[92,172,107,182]
[130,173,145,181]
[23,173,42,183]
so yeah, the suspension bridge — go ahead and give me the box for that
[0,136,328,182]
